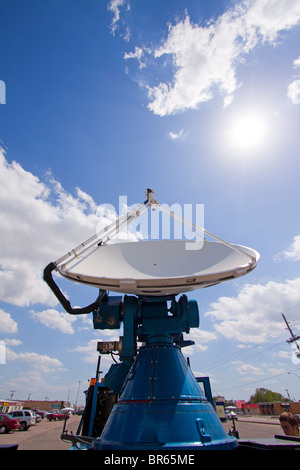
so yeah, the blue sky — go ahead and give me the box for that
[1,0,300,406]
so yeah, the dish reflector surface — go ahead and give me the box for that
[58,240,259,296]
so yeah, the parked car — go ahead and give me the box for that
[7,410,36,431]
[32,412,42,423]
[46,411,69,421]
[33,409,47,419]
[0,413,20,433]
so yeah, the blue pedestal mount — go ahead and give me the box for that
[93,294,238,450]
[94,341,237,450]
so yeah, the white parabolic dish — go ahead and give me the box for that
[58,239,259,297]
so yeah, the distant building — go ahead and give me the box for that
[22,400,68,412]
[0,399,24,413]
[0,399,71,413]
[241,403,260,415]
[259,402,300,416]
[238,401,300,416]
[235,400,245,412]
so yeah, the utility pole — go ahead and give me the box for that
[75,381,81,405]
[282,313,300,357]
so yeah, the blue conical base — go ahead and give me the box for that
[93,344,237,450]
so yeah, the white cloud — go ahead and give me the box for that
[284,235,300,261]
[267,366,286,376]
[168,129,188,141]
[206,277,300,343]
[287,79,300,104]
[276,350,290,359]
[233,361,264,376]
[244,0,300,43]
[126,0,300,115]
[147,13,240,115]
[72,331,123,375]
[182,328,217,356]
[287,55,300,104]
[0,369,69,400]
[107,0,129,35]
[8,349,63,373]
[0,149,119,307]
[274,235,300,261]
[124,47,149,69]
[72,338,116,372]
[0,309,18,334]
[30,309,77,334]
[3,338,22,347]
[293,56,300,68]
[189,329,217,352]
[72,338,99,363]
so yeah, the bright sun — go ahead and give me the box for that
[226,113,267,153]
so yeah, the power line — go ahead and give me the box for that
[201,305,300,374]
[207,340,286,376]
[219,367,300,394]
[282,313,300,356]
[203,322,286,374]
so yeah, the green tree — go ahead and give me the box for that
[249,387,289,403]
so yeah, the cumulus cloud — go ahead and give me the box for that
[233,361,264,376]
[186,329,217,354]
[287,79,300,104]
[287,55,300,104]
[0,149,122,308]
[0,309,18,334]
[72,337,118,373]
[293,56,300,68]
[206,277,300,343]
[72,338,100,363]
[125,0,300,115]
[7,350,63,373]
[30,309,77,334]
[284,235,300,261]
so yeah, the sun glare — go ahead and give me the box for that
[226,113,267,153]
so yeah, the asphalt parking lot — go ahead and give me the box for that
[0,413,81,450]
[223,415,283,439]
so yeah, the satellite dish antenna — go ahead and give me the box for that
[47,188,259,299]
[43,189,259,450]
[57,239,258,297]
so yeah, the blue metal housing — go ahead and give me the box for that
[94,342,237,450]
